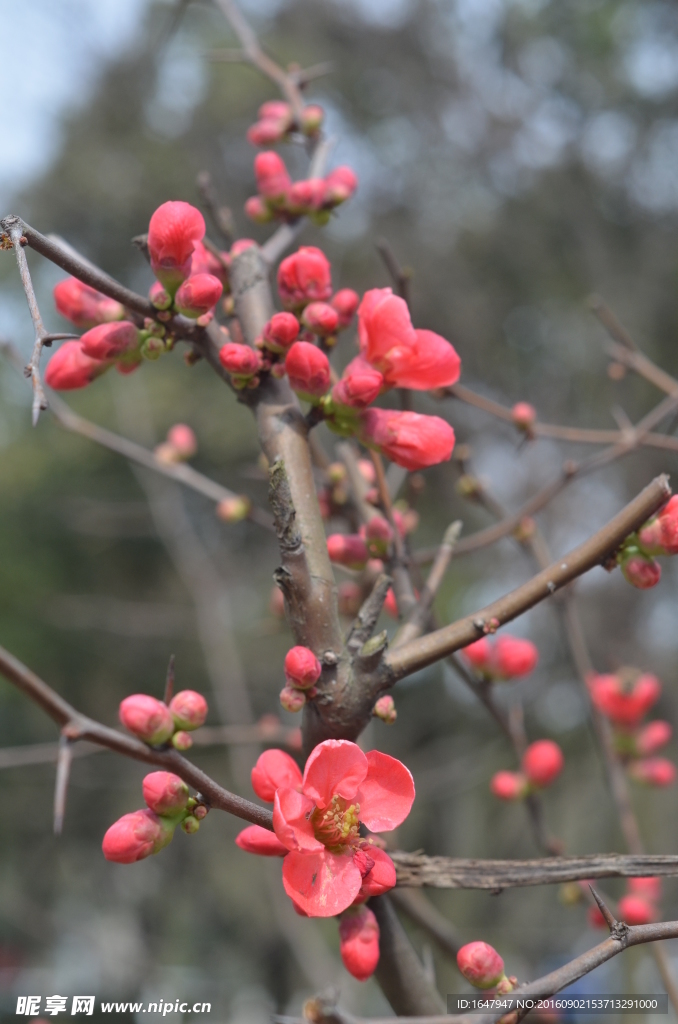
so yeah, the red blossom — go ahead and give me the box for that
[102,809,175,864]
[521,740,564,788]
[490,770,526,800]
[588,672,661,727]
[628,876,662,902]
[619,551,661,589]
[235,824,288,856]
[327,534,370,570]
[219,343,262,378]
[338,906,380,981]
[80,322,139,360]
[357,288,460,390]
[148,201,205,289]
[332,356,384,409]
[277,247,332,310]
[119,694,174,745]
[359,408,455,471]
[263,312,300,352]
[169,690,208,730]
[331,289,360,328]
[142,772,190,816]
[254,151,291,205]
[251,749,303,803]
[287,179,328,215]
[54,277,125,328]
[44,341,111,391]
[284,647,322,690]
[284,341,331,399]
[174,273,223,318]
[639,496,678,555]
[629,757,676,787]
[512,402,537,431]
[301,301,339,337]
[636,720,672,755]
[492,636,539,679]
[618,894,657,924]
[457,942,506,990]
[324,166,358,205]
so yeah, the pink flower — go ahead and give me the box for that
[284,647,322,690]
[142,771,190,816]
[148,201,205,289]
[79,322,139,360]
[636,720,672,756]
[119,694,174,745]
[44,341,110,391]
[235,824,288,856]
[324,166,358,205]
[462,638,492,672]
[240,740,413,917]
[263,312,300,352]
[332,357,384,409]
[254,151,291,205]
[512,402,536,431]
[166,424,197,459]
[285,342,331,399]
[277,247,332,310]
[339,906,380,981]
[219,343,262,379]
[457,942,506,990]
[287,179,328,215]
[54,277,124,328]
[174,274,223,318]
[629,757,676,786]
[169,690,208,730]
[358,288,460,390]
[490,770,526,801]
[327,534,370,570]
[522,740,564,788]
[331,289,360,329]
[491,636,539,680]
[301,302,339,337]
[618,894,657,925]
[619,551,661,589]
[588,672,661,727]
[102,809,175,863]
[359,408,455,471]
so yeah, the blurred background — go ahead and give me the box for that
[2,0,678,1020]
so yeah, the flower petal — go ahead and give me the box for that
[235,825,288,857]
[359,290,416,365]
[282,849,362,917]
[273,787,323,852]
[355,847,397,901]
[383,329,461,390]
[251,748,303,802]
[302,739,368,808]
[357,750,415,831]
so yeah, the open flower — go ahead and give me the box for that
[235,741,414,917]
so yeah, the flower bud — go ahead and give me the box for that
[359,408,455,471]
[490,770,527,801]
[324,166,358,205]
[174,274,223,318]
[254,151,291,205]
[384,588,399,619]
[166,424,197,459]
[618,894,657,925]
[284,341,331,399]
[181,816,200,834]
[277,247,332,310]
[457,942,506,990]
[149,280,172,310]
[619,550,661,590]
[636,720,672,755]
[338,581,362,617]
[142,771,190,816]
[287,179,328,215]
[259,100,292,121]
[628,876,662,902]
[301,301,339,337]
[119,695,174,745]
[189,240,230,285]
[284,646,322,689]
[280,685,306,712]
[216,495,251,522]
[219,342,262,379]
[588,670,661,727]
[362,516,393,557]
[235,824,288,856]
[102,808,175,863]
[338,906,380,981]
[639,496,678,555]
[54,277,125,328]
[512,402,536,432]
[629,757,676,786]
[332,356,384,409]
[358,458,376,484]
[373,695,397,724]
[330,289,360,329]
[244,196,275,223]
[169,690,208,730]
[45,341,110,391]
[521,740,564,788]
[492,636,539,680]
[262,311,300,352]
[247,119,290,147]
[148,201,205,290]
[300,104,324,136]
[171,731,193,751]
[327,533,370,570]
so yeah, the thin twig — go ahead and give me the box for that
[394,522,462,647]
[53,734,73,836]
[4,220,49,424]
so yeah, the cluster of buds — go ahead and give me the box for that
[102,770,208,863]
[491,739,564,801]
[617,495,678,589]
[154,424,198,465]
[119,688,208,752]
[245,150,357,227]
[457,941,517,995]
[589,877,661,928]
[587,669,675,786]
[246,100,324,147]
[279,646,322,712]
[462,634,539,682]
